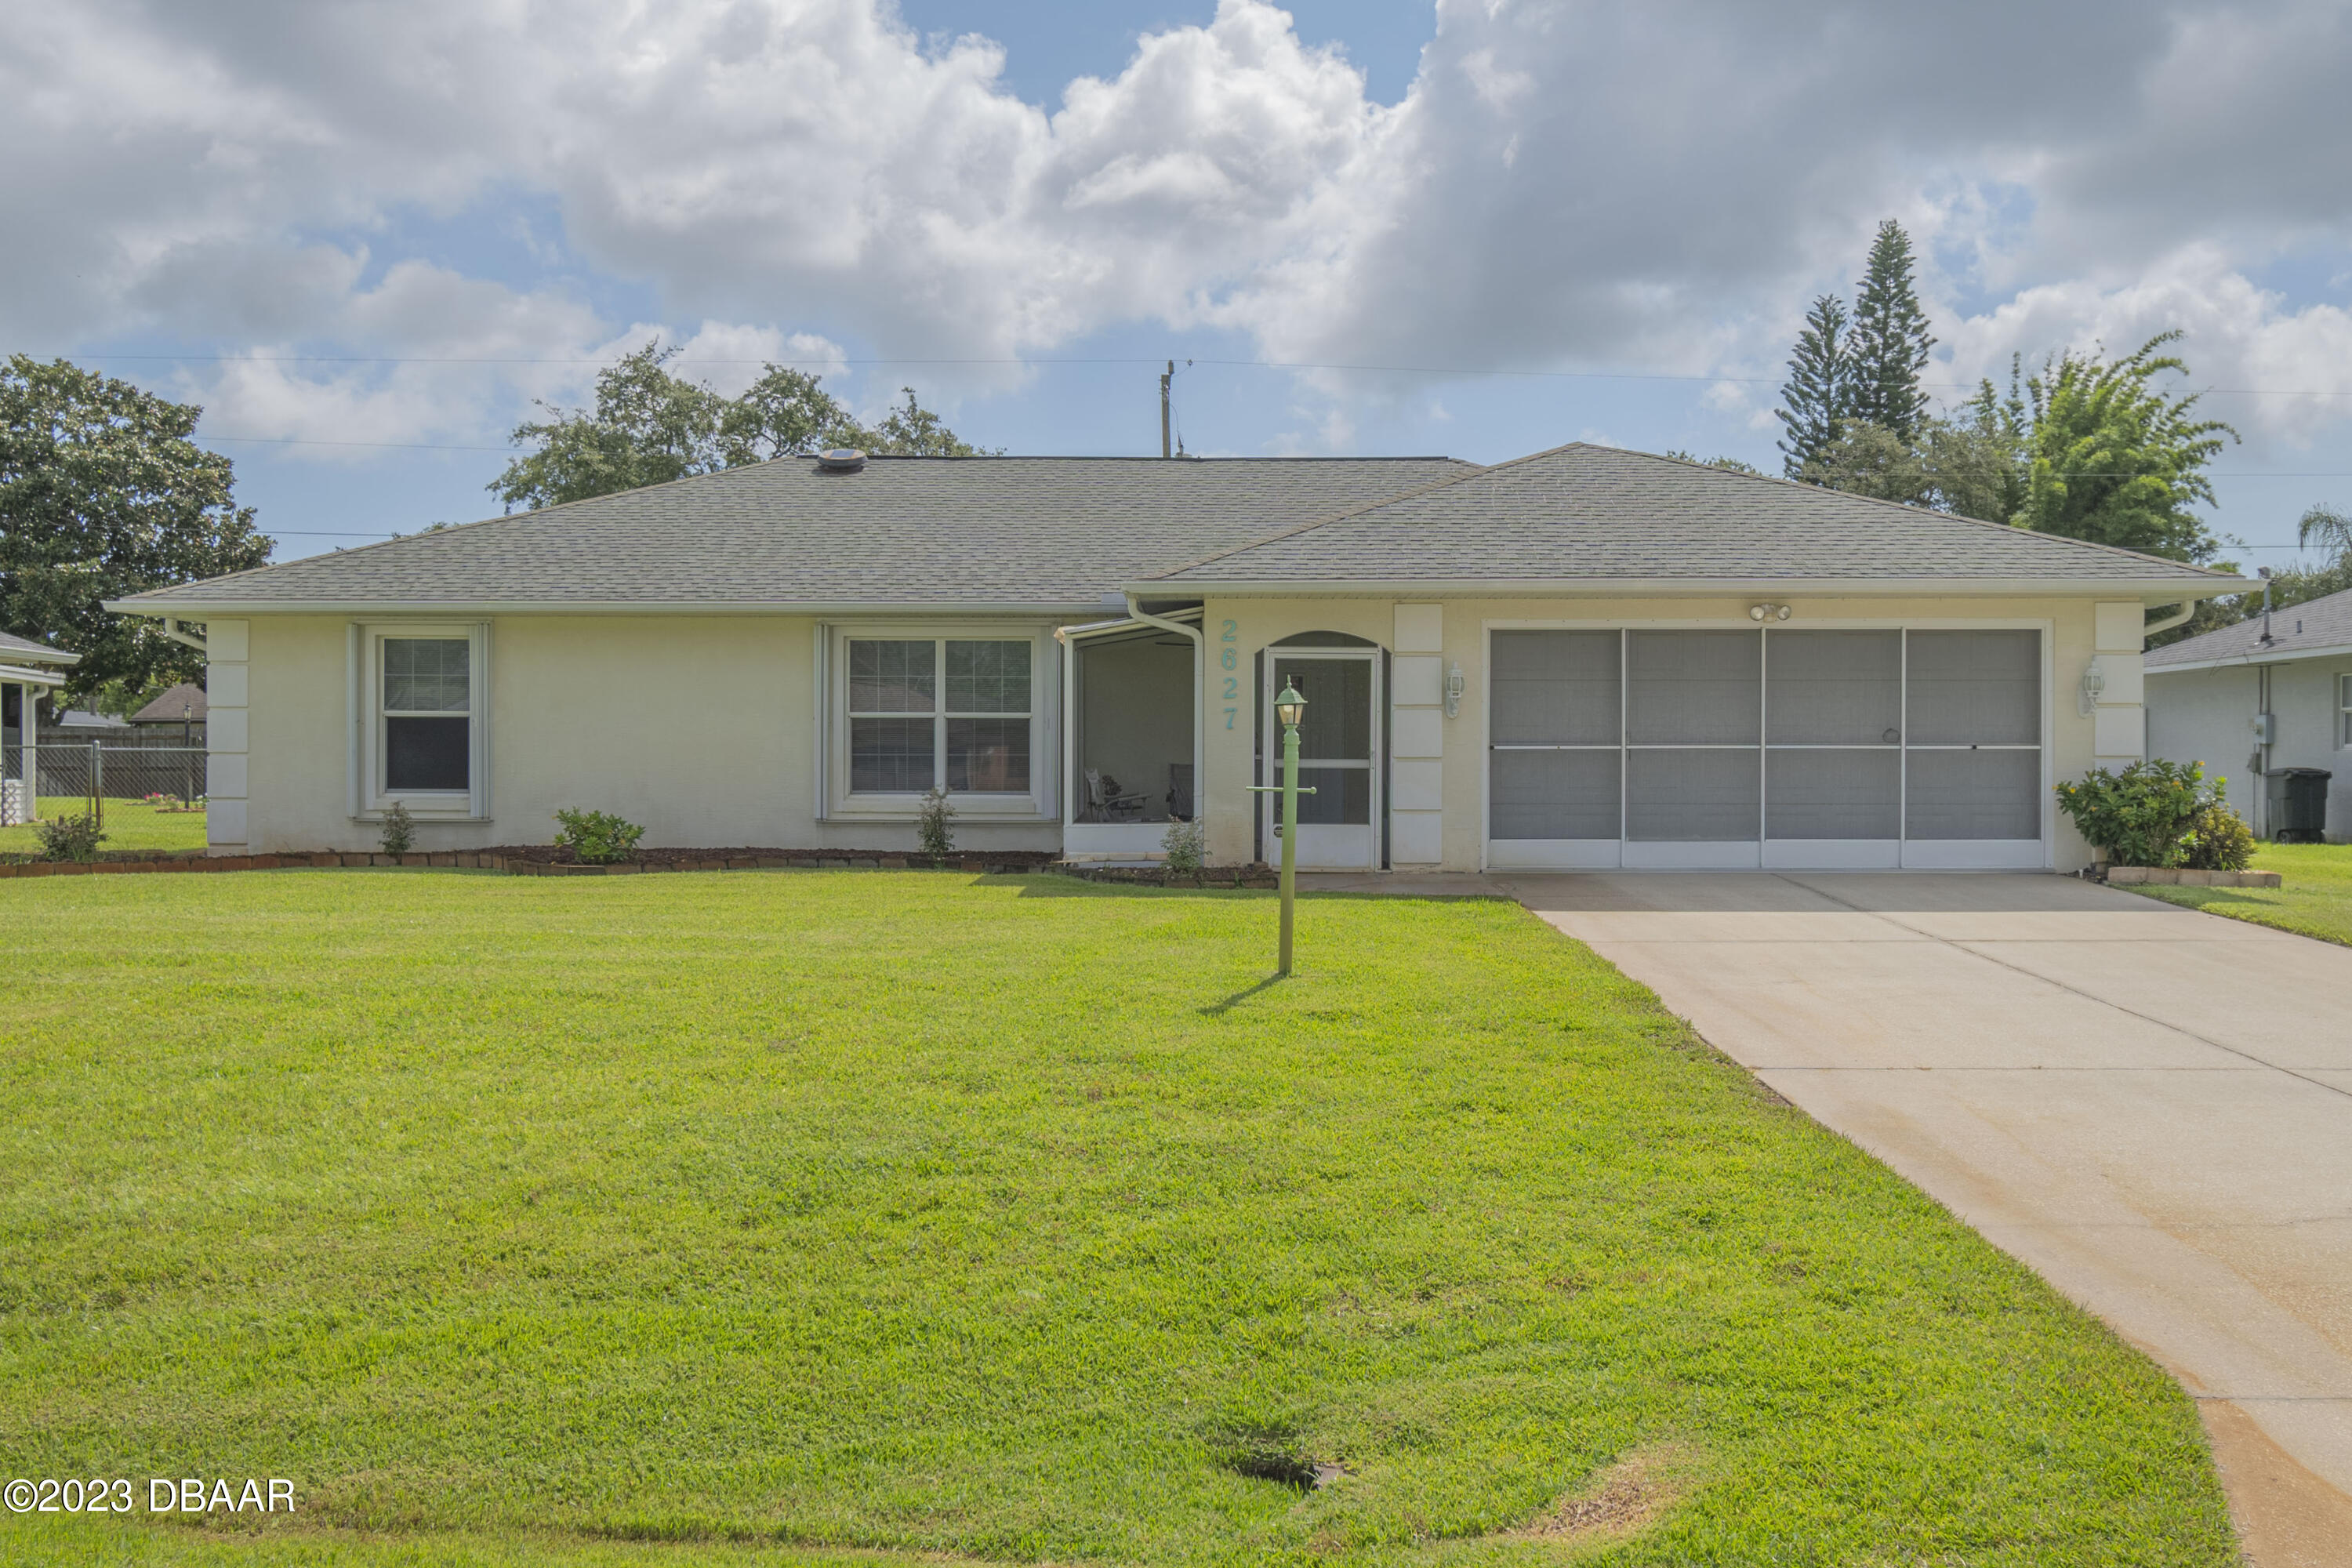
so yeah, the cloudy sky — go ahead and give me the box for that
[9,0,2352,564]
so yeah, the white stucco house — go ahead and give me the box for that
[2147,583,2352,840]
[106,443,2241,873]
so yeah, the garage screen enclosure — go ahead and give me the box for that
[1486,627,2046,870]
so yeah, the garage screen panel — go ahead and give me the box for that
[1626,748,1760,841]
[1627,630,1759,744]
[1765,630,1900,840]
[1489,631,1621,840]
[1491,630,1619,745]
[1490,750,1621,838]
[1904,630,2042,844]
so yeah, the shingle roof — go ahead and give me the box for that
[113,456,1475,612]
[111,444,2238,616]
[0,628,79,663]
[1147,444,2239,590]
[129,681,208,724]
[2147,583,2352,669]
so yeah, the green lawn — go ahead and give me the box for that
[0,797,208,856]
[2129,840,2352,946]
[0,873,2234,1566]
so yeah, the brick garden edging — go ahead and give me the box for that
[2103,866,2283,888]
[0,848,1280,884]
[0,849,1050,879]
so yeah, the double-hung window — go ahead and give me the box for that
[843,636,1036,801]
[2340,673,2352,748]
[358,623,488,817]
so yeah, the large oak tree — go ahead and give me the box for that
[0,355,272,705]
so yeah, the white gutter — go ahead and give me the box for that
[1127,575,2243,601]
[2148,638,2352,675]
[105,598,1114,618]
[0,644,79,666]
[2141,601,2196,637]
[1124,592,1206,835]
[0,663,65,686]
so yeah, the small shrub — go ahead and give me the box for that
[554,808,644,865]
[1162,818,1205,875]
[2054,759,2227,869]
[34,813,106,863]
[379,801,416,856]
[2183,800,2257,871]
[916,786,956,862]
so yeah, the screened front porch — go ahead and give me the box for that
[1060,615,1198,858]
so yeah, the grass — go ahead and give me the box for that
[2129,840,2352,946]
[0,872,2235,1566]
[0,796,208,856]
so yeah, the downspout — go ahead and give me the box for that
[2142,601,2195,638]
[1124,593,1205,835]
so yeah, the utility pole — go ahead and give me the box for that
[1160,360,1174,459]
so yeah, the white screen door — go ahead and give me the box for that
[1265,651,1381,870]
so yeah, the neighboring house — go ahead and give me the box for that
[130,681,209,737]
[105,444,2241,871]
[0,628,78,826]
[2147,584,2352,840]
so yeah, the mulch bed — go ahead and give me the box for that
[0,845,1278,885]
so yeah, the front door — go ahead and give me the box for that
[1264,651,1381,871]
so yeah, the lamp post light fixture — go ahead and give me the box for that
[1250,681,1317,975]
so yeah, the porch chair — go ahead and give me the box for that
[1166,763,1194,822]
[1083,768,1148,823]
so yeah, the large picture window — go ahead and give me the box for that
[847,637,1033,794]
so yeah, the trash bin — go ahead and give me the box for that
[2265,768,2332,843]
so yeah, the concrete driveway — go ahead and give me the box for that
[1509,872,2352,1567]
[1303,869,2352,1564]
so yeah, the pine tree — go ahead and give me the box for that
[1774,293,1849,477]
[1846,220,1936,441]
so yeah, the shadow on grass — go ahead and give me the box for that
[1198,973,1288,1014]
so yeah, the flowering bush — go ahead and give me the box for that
[2055,760,2252,869]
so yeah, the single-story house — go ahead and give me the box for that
[0,628,79,825]
[106,443,2241,873]
[2147,583,2352,840]
[129,681,209,735]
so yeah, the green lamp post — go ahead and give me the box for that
[1272,680,1311,975]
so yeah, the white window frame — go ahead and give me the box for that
[349,621,491,821]
[2339,673,2352,749]
[821,622,1055,822]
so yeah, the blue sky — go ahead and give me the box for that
[12,0,2352,568]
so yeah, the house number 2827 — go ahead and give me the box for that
[1220,619,1238,729]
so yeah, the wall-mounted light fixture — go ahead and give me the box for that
[2079,657,2107,716]
[1748,602,1793,622]
[1443,662,1465,718]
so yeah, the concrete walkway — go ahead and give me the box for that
[1305,869,2352,1566]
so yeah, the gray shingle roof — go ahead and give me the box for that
[114,456,1474,612]
[0,628,78,663]
[1147,444,2239,590]
[111,444,2238,616]
[2147,583,2352,669]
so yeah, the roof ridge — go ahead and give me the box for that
[1139,445,1610,583]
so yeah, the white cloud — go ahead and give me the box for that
[5,0,2352,463]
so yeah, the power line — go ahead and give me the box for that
[38,347,2352,398]
[188,430,2352,478]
